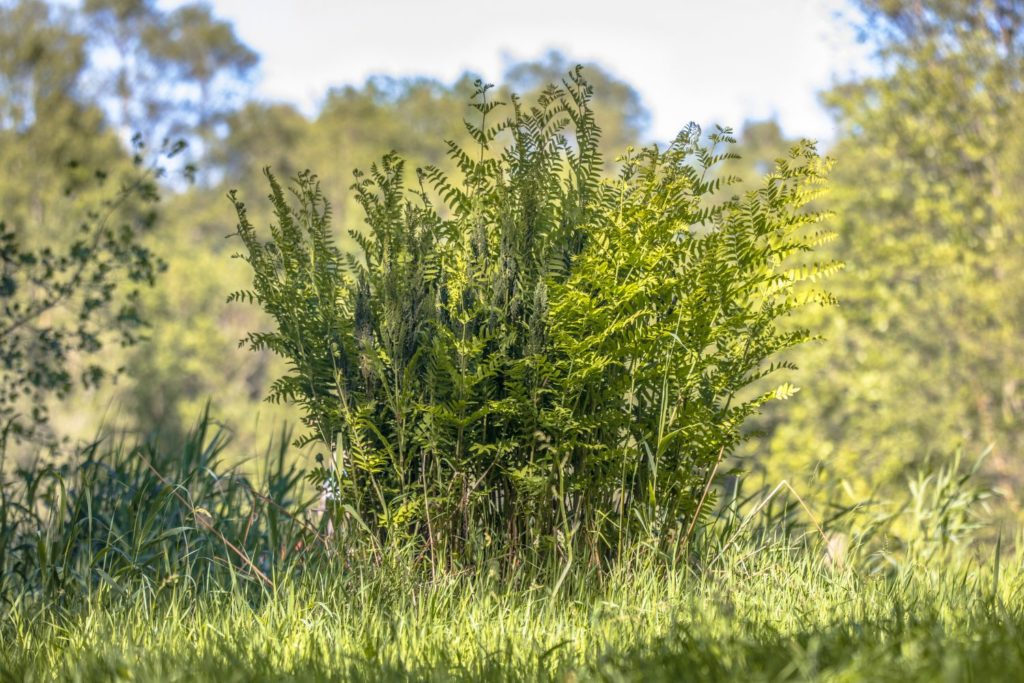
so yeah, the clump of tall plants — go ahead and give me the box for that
[229,68,837,567]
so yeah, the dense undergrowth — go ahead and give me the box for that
[1,413,1017,681]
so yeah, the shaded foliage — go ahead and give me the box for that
[0,137,178,449]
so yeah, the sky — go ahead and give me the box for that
[162,0,877,144]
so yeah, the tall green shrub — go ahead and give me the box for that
[229,69,836,565]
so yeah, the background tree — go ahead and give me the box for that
[755,0,1024,513]
[0,0,124,239]
[0,0,260,451]
[0,143,170,449]
[82,0,257,171]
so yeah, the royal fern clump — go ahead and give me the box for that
[228,68,837,566]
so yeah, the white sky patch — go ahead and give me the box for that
[159,0,877,144]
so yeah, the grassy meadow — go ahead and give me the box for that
[6,546,1023,682]
[2,417,1019,681]
[5,1,1024,681]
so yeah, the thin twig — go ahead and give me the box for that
[709,480,830,568]
[679,444,727,558]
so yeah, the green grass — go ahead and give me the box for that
[3,544,1022,682]
[2,417,1019,681]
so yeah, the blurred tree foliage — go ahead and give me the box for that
[753,0,1024,511]
[81,0,257,156]
[0,0,125,241]
[0,0,170,449]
